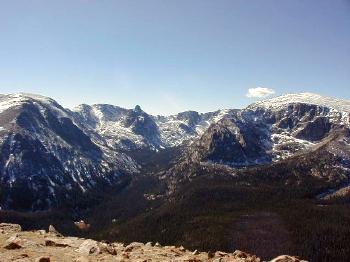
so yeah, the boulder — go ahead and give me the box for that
[125,242,144,252]
[46,225,62,237]
[76,239,101,255]
[48,225,62,236]
[270,255,308,262]
[99,242,117,255]
[0,223,22,233]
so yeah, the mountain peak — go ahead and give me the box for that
[134,104,142,113]
[4,91,67,117]
[6,93,56,103]
[0,93,61,109]
[249,92,350,113]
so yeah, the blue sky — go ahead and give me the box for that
[0,0,349,115]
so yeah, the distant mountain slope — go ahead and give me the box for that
[0,94,137,210]
[72,103,234,149]
[183,93,350,167]
[72,92,350,153]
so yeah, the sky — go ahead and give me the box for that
[0,0,349,115]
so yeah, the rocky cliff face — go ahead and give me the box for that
[73,103,232,150]
[184,94,349,167]
[189,114,272,165]
[0,223,306,262]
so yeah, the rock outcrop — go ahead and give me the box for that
[0,223,307,262]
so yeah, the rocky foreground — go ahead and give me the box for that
[0,223,306,262]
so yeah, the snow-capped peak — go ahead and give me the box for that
[3,93,57,105]
[0,93,68,117]
[248,92,350,113]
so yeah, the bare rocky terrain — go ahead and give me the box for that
[0,223,306,262]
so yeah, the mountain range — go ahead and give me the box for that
[0,92,349,210]
[1,92,350,261]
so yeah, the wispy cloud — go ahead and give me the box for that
[246,87,275,98]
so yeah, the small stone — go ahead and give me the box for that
[37,230,46,235]
[48,225,62,237]
[4,241,22,249]
[215,251,228,257]
[48,225,57,233]
[154,242,161,247]
[145,241,153,246]
[48,225,62,236]
[208,251,215,258]
[179,246,186,251]
[3,235,23,249]
[233,250,249,258]
[35,257,50,262]
[45,239,70,247]
[125,242,144,252]
[47,226,61,238]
